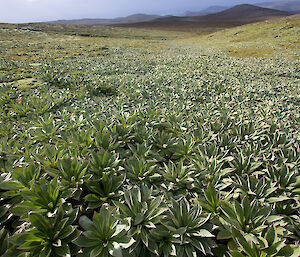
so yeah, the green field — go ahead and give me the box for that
[0,17,299,257]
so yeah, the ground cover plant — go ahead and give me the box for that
[0,18,299,257]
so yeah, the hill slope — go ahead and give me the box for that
[196,14,300,58]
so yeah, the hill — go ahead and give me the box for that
[47,4,291,29]
[118,4,292,32]
[48,14,161,26]
[208,4,290,20]
[184,1,300,16]
[257,0,300,13]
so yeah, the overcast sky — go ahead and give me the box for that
[0,0,284,23]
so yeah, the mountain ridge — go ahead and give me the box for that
[206,4,290,19]
[46,4,292,30]
[116,4,292,32]
[47,14,161,26]
[183,1,300,17]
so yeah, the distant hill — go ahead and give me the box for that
[184,6,228,16]
[118,4,292,32]
[47,14,161,26]
[47,4,292,32]
[208,4,291,20]
[256,0,300,14]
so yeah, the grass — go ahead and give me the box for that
[195,14,300,59]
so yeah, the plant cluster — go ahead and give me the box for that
[0,24,299,257]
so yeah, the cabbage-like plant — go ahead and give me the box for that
[192,151,233,188]
[162,161,194,195]
[34,145,66,170]
[232,175,277,203]
[1,166,42,222]
[266,164,297,194]
[0,137,10,173]
[30,114,62,143]
[94,129,120,151]
[46,158,89,196]
[198,183,221,214]
[10,207,80,257]
[60,129,94,154]
[0,228,19,257]
[218,197,271,241]
[162,198,216,256]
[90,150,122,178]
[170,138,195,161]
[125,157,160,186]
[85,173,125,208]
[230,152,263,176]
[76,205,134,257]
[13,178,71,217]
[128,143,153,161]
[150,225,177,257]
[0,228,9,256]
[153,131,178,160]
[113,185,167,255]
[230,226,300,257]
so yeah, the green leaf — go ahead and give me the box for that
[267,196,290,203]
[231,251,246,257]
[134,213,145,226]
[54,243,71,256]
[185,245,197,257]
[192,229,215,238]
[217,230,232,240]
[277,245,300,257]
[40,245,52,257]
[75,235,99,247]
[265,226,276,245]
[90,245,105,257]
[79,216,94,231]
[265,240,286,255]
[113,201,132,217]
[59,225,76,239]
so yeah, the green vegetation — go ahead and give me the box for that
[0,17,299,257]
[197,15,300,59]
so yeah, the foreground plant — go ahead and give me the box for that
[85,173,125,208]
[75,205,134,257]
[114,185,167,255]
[162,198,217,256]
[218,197,271,240]
[230,226,300,257]
[10,207,80,257]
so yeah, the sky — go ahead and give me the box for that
[0,0,284,23]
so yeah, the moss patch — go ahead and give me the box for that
[226,46,275,58]
[12,78,43,90]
